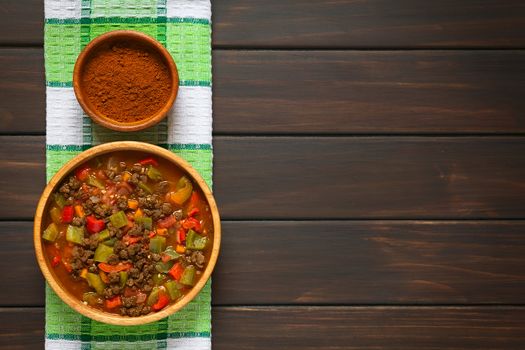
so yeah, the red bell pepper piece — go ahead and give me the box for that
[157,215,177,229]
[117,181,133,193]
[51,255,61,267]
[188,208,199,217]
[177,228,186,244]
[95,169,108,180]
[136,292,147,304]
[86,215,105,234]
[148,231,157,238]
[161,253,172,263]
[168,262,184,281]
[189,191,200,208]
[75,166,90,181]
[123,234,141,245]
[182,217,201,232]
[139,157,158,166]
[105,295,122,309]
[152,292,169,311]
[61,206,74,223]
[98,262,132,273]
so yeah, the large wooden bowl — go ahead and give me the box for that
[34,141,220,325]
[73,30,179,132]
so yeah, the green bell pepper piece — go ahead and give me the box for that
[103,238,117,247]
[54,193,66,209]
[50,207,62,224]
[136,216,152,230]
[82,292,102,306]
[152,272,167,285]
[147,166,163,181]
[146,286,161,306]
[149,236,166,254]
[155,260,175,274]
[66,225,84,244]
[119,271,128,288]
[162,246,181,261]
[109,210,128,228]
[186,229,208,250]
[168,176,193,205]
[87,175,105,189]
[42,222,59,242]
[164,280,183,300]
[93,243,114,263]
[138,181,153,194]
[86,272,106,295]
[93,157,103,169]
[97,229,110,242]
[180,265,196,286]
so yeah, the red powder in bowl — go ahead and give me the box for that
[82,43,172,123]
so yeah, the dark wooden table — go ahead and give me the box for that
[2,1,525,348]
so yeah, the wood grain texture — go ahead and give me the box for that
[0,136,45,218]
[0,0,43,45]
[214,50,525,134]
[2,1,525,48]
[3,49,525,134]
[216,136,525,219]
[215,221,525,305]
[0,49,45,134]
[7,220,525,306]
[2,306,525,349]
[213,0,525,48]
[3,136,525,219]
[0,222,43,306]
[214,306,525,350]
[0,308,44,349]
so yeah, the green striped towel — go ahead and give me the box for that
[44,0,212,348]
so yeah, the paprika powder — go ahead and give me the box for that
[82,42,172,124]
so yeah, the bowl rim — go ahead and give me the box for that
[34,141,221,325]
[73,30,179,132]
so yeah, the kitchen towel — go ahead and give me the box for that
[44,0,212,349]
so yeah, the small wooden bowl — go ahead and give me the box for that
[34,142,220,326]
[73,31,179,132]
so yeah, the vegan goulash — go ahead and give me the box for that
[41,153,212,316]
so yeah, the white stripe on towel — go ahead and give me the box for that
[166,0,211,20]
[44,0,82,19]
[167,86,212,145]
[46,87,84,146]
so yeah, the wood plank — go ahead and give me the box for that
[0,136,45,218]
[6,221,525,306]
[3,49,525,134]
[218,136,525,219]
[216,221,525,305]
[0,222,43,305]
[213,0,525,48]
[213,306,525,350]
[2,1,525,48]
[0,0,43,45]
[0,308,43,349]
[214,50,525,134]
[3,136,525,219]
[2,306,525,349]
[0,49,45,133]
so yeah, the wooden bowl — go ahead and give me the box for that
[73,30,179,132]
[34,142,220,325]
